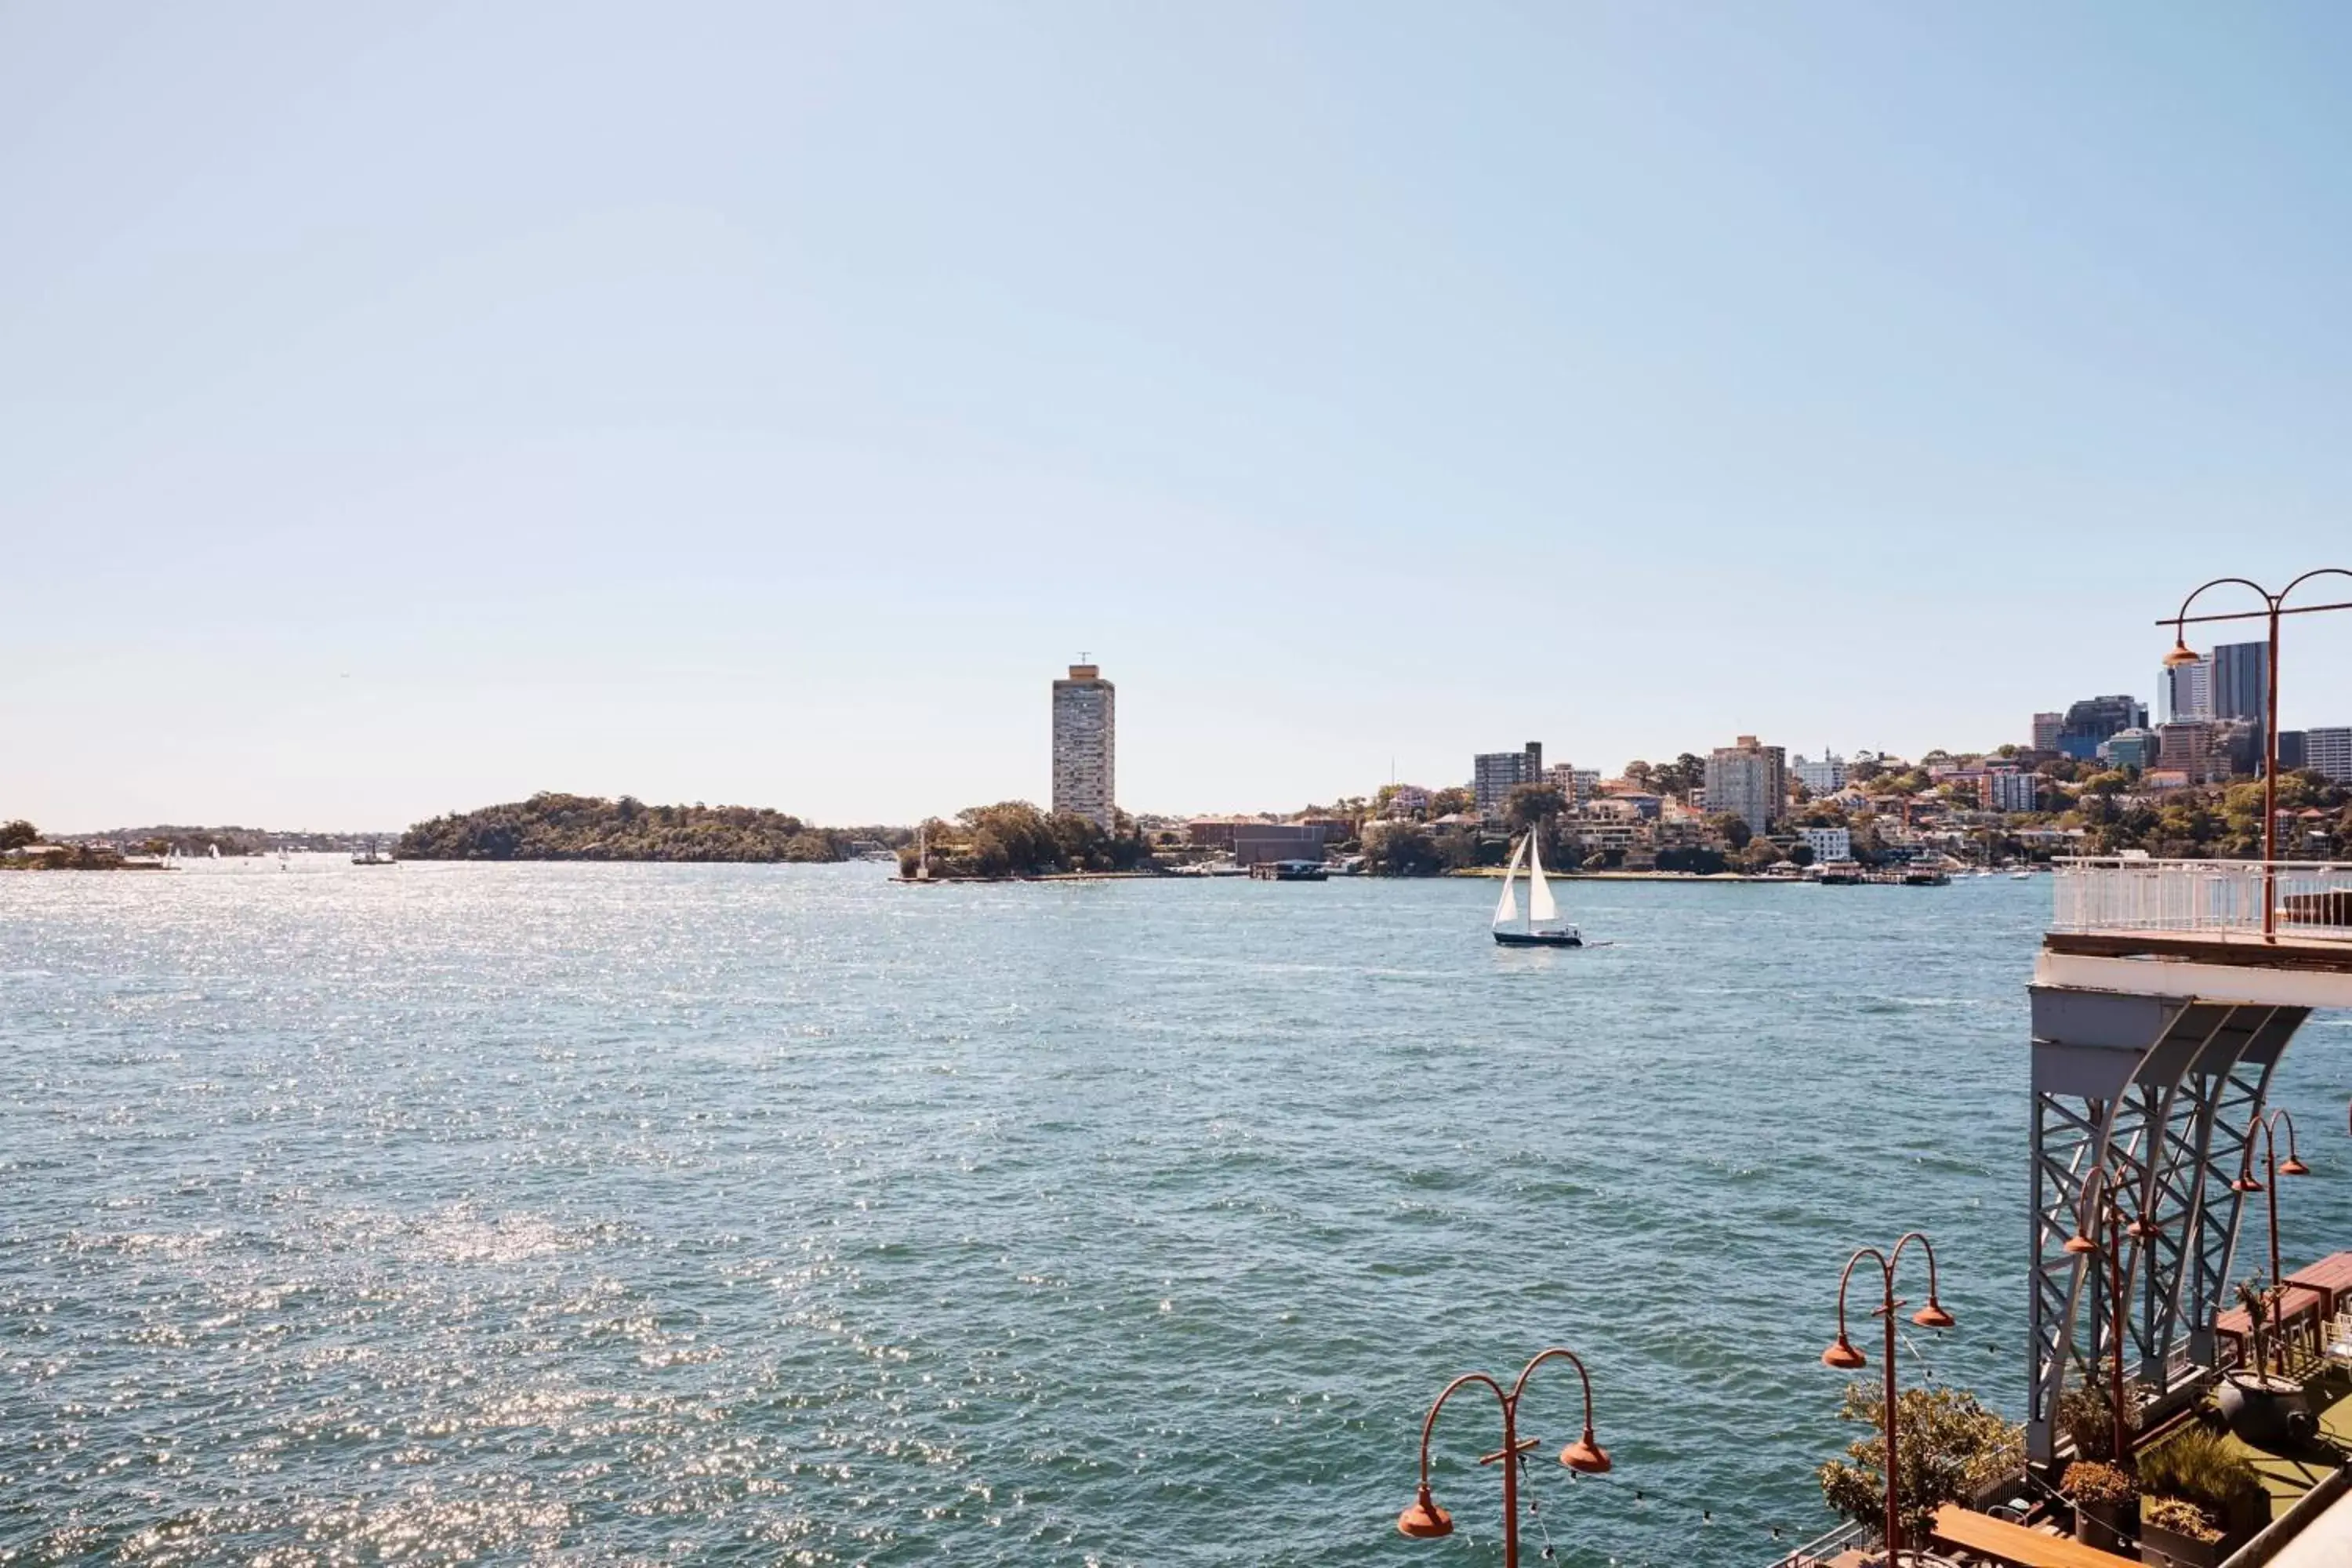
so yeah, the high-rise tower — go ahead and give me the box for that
[1051,662,1116,831]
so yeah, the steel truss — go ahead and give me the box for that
[2025,988,2308,1463]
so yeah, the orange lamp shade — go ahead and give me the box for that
[2162,639,2202,670]
[2281,1156,2311,1178]
[1912,1300,1956,1330]
[1562,1429,1612,1474]
[2233,1175,2265,1194]
[2064,1233,2100,1256]
[1822,1336,1867,1370]
[1397,1490,1453,1540]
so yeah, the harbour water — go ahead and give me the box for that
[5,863,2350,1564]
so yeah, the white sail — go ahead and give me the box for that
[1527,831,1559,924]
[1491,835,1526,927]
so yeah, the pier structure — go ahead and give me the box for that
[2026,856,2352,1465]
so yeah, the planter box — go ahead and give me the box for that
[2139,1518,2226,1566]
[2078,1496,2137,1555]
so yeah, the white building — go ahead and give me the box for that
[1989,770,2042,813]
[2307,728,2352,785]
[1704,735,1787,833]
[1800,826,1851,864]
[1791,753,1846,794]
[1051,663,1116,830]
[2161,654,2213,723]
[1544,764,1601,805]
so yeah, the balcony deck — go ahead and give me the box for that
[2040,859,2352,1007]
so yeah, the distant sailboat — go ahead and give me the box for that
[913,823,934,883]
[1492,832,1582,948]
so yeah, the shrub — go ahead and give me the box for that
[2136,1426,2263,1515]
[2142,1496,2223,1544]
[2058,1381,2142,1463]
[2063,1460,2137,1504]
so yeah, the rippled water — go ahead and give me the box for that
[5,862,2350,1566]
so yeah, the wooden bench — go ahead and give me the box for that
[1929,1504,2140,1566]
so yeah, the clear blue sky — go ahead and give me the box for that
[7,3,2351,830]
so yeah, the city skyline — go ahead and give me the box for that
[9,7,2352,831]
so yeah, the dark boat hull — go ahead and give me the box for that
[1493,931,1582,948]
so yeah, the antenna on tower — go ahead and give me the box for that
[1079,650,1092,664]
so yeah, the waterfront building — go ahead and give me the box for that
[1232,823,1327,867]
[2055,695,2148,760]
[2307,727,2352,784]
[1472,742,1543,818]
[2100,727,2158,772]
[2161,652,2213,722]
[1543,763,1599,805]
[1791,752,1846,794]
[2031,712,2063,752]
[1051,663,1116,830]
[2212,639,2269,724]
[1988,770,2042,813]
[1799,826,1850,864]
[1704,735,1787,833]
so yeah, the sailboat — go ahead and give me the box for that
[1492,832,1582,948]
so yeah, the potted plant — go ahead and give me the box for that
[2063,1458,2138,1552]
[2218,1277,2311,1448]
[2139,1497,2227,1568]
[2134,1427,2267,1562]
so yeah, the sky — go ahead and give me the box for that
[5,2,2352,831]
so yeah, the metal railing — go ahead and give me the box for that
[2052,858,2352,942]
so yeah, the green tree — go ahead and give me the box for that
[1361,821,1440,876]
[1820,1383,2022,1544]
[1504,782,1567,830]
[1427,786,1475,818]
[1788,842,1816,867]
[1711,813,1753,851]
[0,819,37,851]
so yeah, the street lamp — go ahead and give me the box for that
[2231,1108,2311,1372]
[2160,570,2352,939]
[2062,1163,2161,1467]
[1399,1347,1613,1567]
[1822,1232,1958,1566]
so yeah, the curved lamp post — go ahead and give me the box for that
[1399,1347,1613,1566]
[2063,1163,2162,1466]
[1823,1232,1957,1566]
[2160,569,2352,938]
[2231,1108,2311,1371]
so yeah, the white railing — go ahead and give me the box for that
[2053,858,2352,942]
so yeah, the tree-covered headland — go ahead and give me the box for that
[397,793,903,862]
[899,802,1157,878]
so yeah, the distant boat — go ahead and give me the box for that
[2012,868,2033,880]
[351,837,392,866]
[1248,859,1327,881]
[1492,832,1581,947]
[207,844,220,860]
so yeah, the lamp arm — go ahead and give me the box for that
[1889,1229,1944,1302]
[1416,1373,1509,1490]
[2276,567,2352,606]
[1835,1246,1891,1341]
[2274,1107,2299,1162]
[1514,1346,1601,1435]
[2169,576,2278,631]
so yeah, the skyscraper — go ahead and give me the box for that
[1704,735,1787,833]
[2307,728,2352,785]
[2031,713,2063,753]
[1051,663,1116,831]
[2161,654,2212,723]
[2212,641,2269,724]
[1472,742,1544,818]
